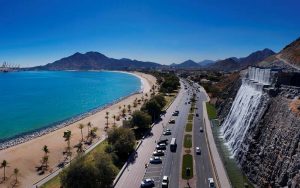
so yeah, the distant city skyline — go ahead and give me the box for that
[0,0,299,67]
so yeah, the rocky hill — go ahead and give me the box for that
[258,37,300,71]
[30,52,162,71]
[280,37,300,67]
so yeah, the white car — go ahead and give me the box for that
[196,147,201,154]
[162,176,169,187]
[208,178,215,188]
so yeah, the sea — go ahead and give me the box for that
[0,71,141,141]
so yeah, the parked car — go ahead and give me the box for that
[208,178,215,188]
[156,143,166,150]
[169,119,175,124]
[150,157,162,164]
[157,139,168,145]
[196,147,201,155]
[162,176,169,187]
[172,110,179,116]
[153,150,165,156]
[163,130,171,135]
[141,178,155,188]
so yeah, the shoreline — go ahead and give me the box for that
[0,91,140,150]
[0,70,146,150]
[0,71,156,187]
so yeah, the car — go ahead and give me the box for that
[196,147,201,154]
[169,119,175,124]
[163,130,171,135]
[200,127,204,132]
[157,139,168,145]
[208,178,215,188]
[162,176,169,187]
[156,143,166,150]
[141,178,155,188]
[150,157,162,164]
[196,113,199,117]
[172,111,179,116]
[153,150,165,156]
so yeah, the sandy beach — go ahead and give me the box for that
[0,71,156,188]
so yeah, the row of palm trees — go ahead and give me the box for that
[35,122,99,176]
[0,159,20,185]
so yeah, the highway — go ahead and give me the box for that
[143,79,191,188]
[115,79,216,188]
[114,80,187,188]
[193,85,214,187]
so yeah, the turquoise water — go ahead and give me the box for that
[0,71,141,140]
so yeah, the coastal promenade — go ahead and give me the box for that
[0,72,156,188]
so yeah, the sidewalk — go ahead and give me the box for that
[201,88,231,188]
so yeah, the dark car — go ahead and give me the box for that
[153,150,165,156]
[150,157,162,164]
[169,119,175,124]
[141,178,155,188]
[156,143,167,150]
[157,139,168,145]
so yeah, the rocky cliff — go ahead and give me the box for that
[217,70,300,187]
[238,88,300,187]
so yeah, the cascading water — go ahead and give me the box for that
[221,67,275,156]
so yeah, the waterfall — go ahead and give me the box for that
[221,67,273,156]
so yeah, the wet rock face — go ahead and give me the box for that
[216,78,242,123]
[238,95,300,187]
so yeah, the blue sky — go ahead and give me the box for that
[0,0,299,67]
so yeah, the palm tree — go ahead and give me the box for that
[78,123,85,142]
[122,108,126,117]
[13,168,19,183]
[75,142,84,154]
[127,104,131,113]
[43,145,50,157]
[1,160,8,181]
[87,122,92,138]
[112,115,116,126]
[90,127,98,138]
[63,130,72,161]
[105,111,109,128]
[41,156,49,170]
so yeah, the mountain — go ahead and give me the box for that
[239,48,275,66]
[209,58,240,72]
[198,60,215,66]
[208,48,275,71]
[171,60,200,68]
[30,52,162,71]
